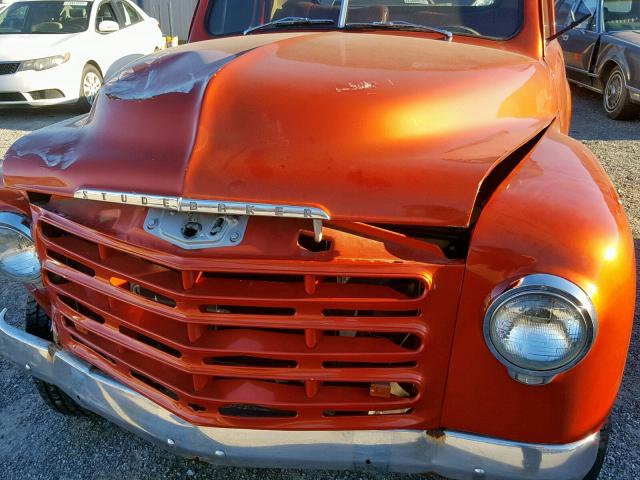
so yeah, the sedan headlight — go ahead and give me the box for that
[0,212,41,284]
[18,53,70,72]
[484,274,596,385]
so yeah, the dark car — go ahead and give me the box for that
[556,0,640,119]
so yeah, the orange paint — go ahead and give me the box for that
[0,0,634,447]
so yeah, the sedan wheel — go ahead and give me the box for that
[602,66,639,120]
[78,65,103,110]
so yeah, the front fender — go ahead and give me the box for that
[596,39,640,90]
[441,128,636,444]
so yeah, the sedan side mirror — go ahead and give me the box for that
[98,20,120,33]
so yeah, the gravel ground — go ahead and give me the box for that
[0,86,638,480]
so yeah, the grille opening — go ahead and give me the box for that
[27,191,52,205]
[58,295,105,324]
[322,361,417,369]
[245,378,306,387]
[119,326,182,358]
[298,231,332,253]
[47,251,95,277]
[324,408,413,417]
[323,381,419,399]
[29,89,64,100]
[131,370,179,400]
[202,272,304,283]
[189,403,206,412]
[324,277,425,299]
[45,271,70,285]
[0,92,25,102]
[67,331,117,365]
[201,305,296,316]
[42,221,79,239]
[205,356,297,368]
[372,224,470,260]
[323,309,421,318]
[128,283,177,308]
[325,331,422,351]
[219,404,296,418]
[209,326,306,336]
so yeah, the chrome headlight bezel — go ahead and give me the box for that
[483,274,597,385]
[0,212,41,284]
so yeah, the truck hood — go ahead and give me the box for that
[3,31,554,227]
[0,34,79,61]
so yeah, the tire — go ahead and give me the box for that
[77,64,103,111]
[25,297,90,416]
[581,420,611,480]
[602,66,639,120]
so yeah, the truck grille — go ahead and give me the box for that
[0,62,20,75]
[33,204,462,429]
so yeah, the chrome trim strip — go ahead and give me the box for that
[567,78,603,94]
[338,0,349,27]
[0,309,600,478]
[565,65,599,78]
[74,189,330,220]
[483,274,597,385]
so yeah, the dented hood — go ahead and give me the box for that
[3,32,554,227]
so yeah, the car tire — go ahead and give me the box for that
[581,420,611,480]
[602,66,639,120]
[78,64,103,111]
[24,297,90,416]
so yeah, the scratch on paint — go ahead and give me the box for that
[335,81,377,93]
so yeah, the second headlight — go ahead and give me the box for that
[484,274,597,385]
[0,212,41,284]
[18,53,70,72]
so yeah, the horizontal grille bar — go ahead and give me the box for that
[33,205,462,430]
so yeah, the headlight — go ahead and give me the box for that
[0,212,41,284]
[483,274,597,385]
[18,53,70,72]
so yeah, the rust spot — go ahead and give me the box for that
[426,430,446,442]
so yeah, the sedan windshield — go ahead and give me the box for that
[208,0,523,40]
[603,0,640,31]
[0,1,92,34]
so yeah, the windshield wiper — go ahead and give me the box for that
[244,17,334,35]
[344,21,452,42]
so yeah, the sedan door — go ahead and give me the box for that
[113,0,162,55]
[556,0,602,85]
[92,0,130,72]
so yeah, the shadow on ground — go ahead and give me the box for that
[570,87,640,141]
[0,106,81,132]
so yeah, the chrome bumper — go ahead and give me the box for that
[0,309,599,479]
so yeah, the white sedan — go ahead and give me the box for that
[0,0,164,108]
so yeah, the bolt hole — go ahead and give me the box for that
[365,459,372,465]
[210,217,225,236]
[182,222,202,239]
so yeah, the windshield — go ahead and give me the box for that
[603,0,640,31]
[208,0,523,40]
[0,1,92,34]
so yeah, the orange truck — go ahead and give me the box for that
[0,1,635,479]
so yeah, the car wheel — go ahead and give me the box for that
[602,66,639,120]
[78,64,103,110]
[24,297,90,416]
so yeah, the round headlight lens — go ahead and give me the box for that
[0,213,41,284]
[484,275,596,382]
[489,292,589,371]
